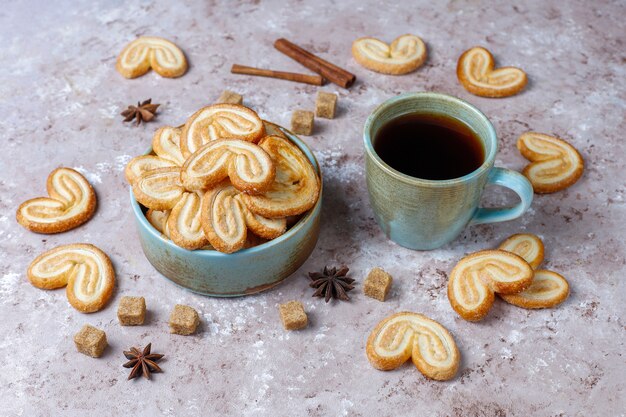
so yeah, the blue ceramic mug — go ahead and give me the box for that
[364,92,533,250]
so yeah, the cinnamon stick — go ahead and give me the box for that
[274,38,356,88]
[231,64,324,86]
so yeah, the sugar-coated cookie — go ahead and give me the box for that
[366,312,460,381]
[499,270,570,309]
[498,233,544,269]
[241,135,320,218]
[125,155,176,185]
[517,132,584,193]
[17,168,96,234]
[201,184,286,253]
[352,34,427,75]
[181,139,275,194]
[116,36,187,79]
[447,250,533,321]
[132,167,184,210]
[28,243,115,313]
[457,46,527,97]
[146,209,170,237]
[152,126,185,166]
[180,104,265,157]
[167,192,208,250]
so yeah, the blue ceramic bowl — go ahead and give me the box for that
[129,129,322,297]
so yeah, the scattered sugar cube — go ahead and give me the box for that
[74,325,107,358]
[169,304,200,335]
[364,267,393,301]
[279,301,308,330]
[291,110,314,135]
[117,296,146,326]
[315,91,338,119]
[216,90,243,105]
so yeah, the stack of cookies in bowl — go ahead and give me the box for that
[125,104,322,296]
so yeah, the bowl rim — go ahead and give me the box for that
[129,125,323,258]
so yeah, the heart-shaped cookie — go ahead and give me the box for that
[125,155,177,185]
[17,167,97,234]
[241,135,320,218]
[497,233,570,309]
[352,34,427,75]
[28,243,115,313]
[132,167,185,210]
[201,184,286,253]
[366,312,460,381]
[457,46,527,97]
[181,139,275,194]
[167,192,208,250]
[517,132,584,193]
[263,120,289,139]
[152,125,185,166]
[447,250,534,321]
[498,233,544,269]
[146,209,170,237]
[116,36,187,79]
[499,270,570,309]
[180,104,265,157]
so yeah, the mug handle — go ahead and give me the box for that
[469,167,534,226]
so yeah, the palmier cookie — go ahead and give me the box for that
[167,192,208,250]
[517,132,584,193]
[132,167,185,210]
[146,209,170,237]
[498,233,544,269]
[262,120,288,140]
[447,250,533,321]
[181,139,275,194]
[352,34,427,75]
[125,155,176,185]
[17,168,96,234]
[116,36,187,79]
[241,135,320,218]
[180,104,265,157]
[366,312,460,381]
[28,244,115,313]
[201,184,286,253]
[152,126,185,166]
[457,46,527,98]
[499,270,570,309]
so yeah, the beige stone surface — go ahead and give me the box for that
[0,0,624,416]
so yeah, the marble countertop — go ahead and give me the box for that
[1,0,624,416]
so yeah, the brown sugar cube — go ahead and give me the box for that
[315,91,338,119]
[291,110,314,135]
[278,301,308,330]
[74,325,107,358]
[364,267,393,301]
[216,90,243,105]
[117,296,146,326]
[169,304,200,335]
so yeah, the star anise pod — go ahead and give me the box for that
[122,343,164,380]
[308,266,355,302]
[121,99,160,125]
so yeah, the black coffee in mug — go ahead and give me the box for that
[374,112,484,180]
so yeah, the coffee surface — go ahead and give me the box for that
[374,113,484,180]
